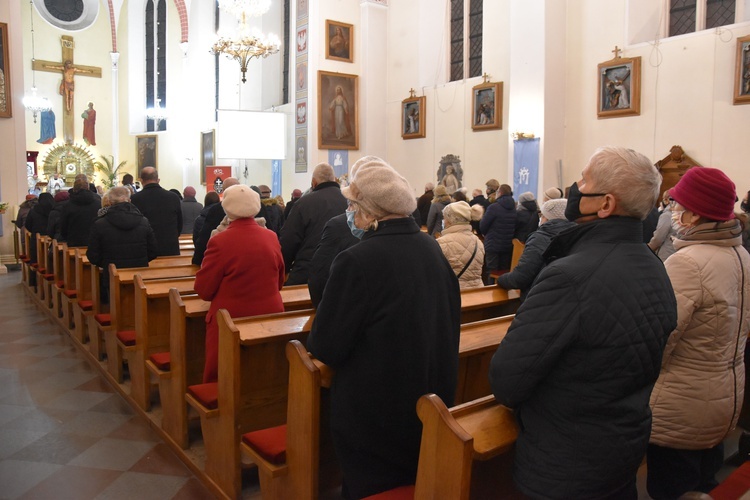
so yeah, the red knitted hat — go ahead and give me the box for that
[669,167,736,221]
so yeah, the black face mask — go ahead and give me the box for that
[565,181,607,221]
[742,201,750,213]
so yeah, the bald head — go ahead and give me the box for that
[311,163,336,188]
[223,177,239,189]
[140,167,159,185]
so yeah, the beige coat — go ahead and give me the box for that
[650,220,750,449]
[437,223,485,289]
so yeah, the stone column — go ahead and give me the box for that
[358,0,388,158]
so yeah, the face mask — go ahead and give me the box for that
[564,181,607,222]
[346,209,366,239]
[670,209,693,235]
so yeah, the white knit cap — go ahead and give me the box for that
[222,184,261,221]
[445,201,471,222]
[342,159,417,218]
[541,198,567,221]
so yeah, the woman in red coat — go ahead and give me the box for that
[194,184,285,382]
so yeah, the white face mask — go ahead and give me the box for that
[670,210,693,235]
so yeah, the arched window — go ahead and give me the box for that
[145,0,167,131]
[450,0,483,82]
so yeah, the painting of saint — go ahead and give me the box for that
[318,71,358,150]
[325,21,353,63]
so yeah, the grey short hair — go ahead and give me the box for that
[425,182,435,191]
[586,146,661,220]
[312,163,336,183]
[106,186,131,205]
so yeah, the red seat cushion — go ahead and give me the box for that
[37,267,47,273]
[242,425,287,465]
[94,313,111,326]
[56,280,65,288]
[710,462,750,500]
[30,263,39,269]
[78,300,93,311]
[362,485,415,500]
[149,352,171,371]
[43,273,55,280]
[19,253,27,260]
[63,289,77,298]
[187,383,218,410]
[116,330,136,346]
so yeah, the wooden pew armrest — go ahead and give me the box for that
[451,396,518,461]
[185,392,220,419]
[240,441,289,479]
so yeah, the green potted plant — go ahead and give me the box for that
[94,155,128,189]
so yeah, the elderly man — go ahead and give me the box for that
[490,147,678,499]
[280,163,347,285]
[130,167,182,256]
[416,182,434,227]
[60,174,100,247]
[180,186,203,235]
[258,184,284,234]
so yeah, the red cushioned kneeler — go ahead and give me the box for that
[56,280,65,288]
[78,300,93,311]
[187,383,218,410]
[242,425,288,465]
[362,485,415,500]
[19,254,27,260]
[94,313,111,326]
[149,352,171,371]
[116,330,136,346]
[63,289,77,298]
[43,273,55,281]
[710,462,750,500]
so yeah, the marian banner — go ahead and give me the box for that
[513,138,540,199]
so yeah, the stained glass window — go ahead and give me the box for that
[450,0,482,81]
[670,0,697,36]
[706,0,735,29]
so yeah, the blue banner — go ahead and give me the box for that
[271,160,282,197]
[513,138,540,200]
[328,150,349,179]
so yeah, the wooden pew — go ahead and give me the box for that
[50,240,66,319]
[71,248,93,345]
[32,234,48,301]
[20,229,32,287]
[241,312,516,500]
[157,285,314,449]
[60,243,78,330]
[39,236,57,308]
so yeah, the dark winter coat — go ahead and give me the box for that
[514,199,540,243]
[180,197,204,235]
[279,181,347,285]
[87,202,158,271]
[283,197,300,220]
[261,198,284,235]
[490,217,677,499]
[497,218,575,301]
[60,188,101,247]
[416,190,434,227]
[308,213,360,308]
[131,183,182,256]
[308,217,460,499]
[192,202,226,266]
[192,203,215,245]
[426,199,449,236]
[46,201,68,241]
[479,194,517,253]
[24,194,54,264]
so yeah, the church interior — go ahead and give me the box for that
[1,0,750,498]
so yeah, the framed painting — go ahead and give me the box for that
[597,56,641,118]
[136,135,158,173]
[402,95,426,139]
[318,71,359,150]
[0,22,12,118]
[295,135,308,173]
[734,34,750,105]
[325,20,353,63]
[472,81,502,131]
[201,130,215,184]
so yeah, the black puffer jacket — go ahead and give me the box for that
[87,202,157,271]
[490,217,677,499]
[61,188,101,247]
[514,199,540,243]
[479,194,517,253]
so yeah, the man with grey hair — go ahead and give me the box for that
[416,181,435,226]
[490,146,678,499]
[131,167,182,256]
[87,187,157,303]
[280,163,347,284]
[192,177,240,266]
[60,174,100,247]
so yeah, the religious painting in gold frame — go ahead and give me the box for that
[471,82,502,131]
[0,22,12,118]
[136,135,158,174]
[733,34,750,105]
[597,56,641,118]
[325,20,353,63]
[318,71,359,150]
[402,95,426,139]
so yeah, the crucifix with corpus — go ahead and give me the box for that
[32,35,102,144]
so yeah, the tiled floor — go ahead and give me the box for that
[0,270,216,500]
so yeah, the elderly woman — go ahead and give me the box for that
[307,158,460,499]
[437,201,485,288]
[648,167,750,499]
[426,184,451,236]
[514,191,540,242]
[194,184,285,383]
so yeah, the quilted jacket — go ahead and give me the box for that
[650,219,750,449]
[437,223,485,289]
[490,216,677,499]
[480,194,517,253]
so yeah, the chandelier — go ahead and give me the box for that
[22,0,51,123]
[211,1,280,84]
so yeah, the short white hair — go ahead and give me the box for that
[312,163,336,183]
[425,182,435,191]
[105,186,131,205]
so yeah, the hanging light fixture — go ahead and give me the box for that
[22,0,51,123]
[145,97,168,129]
[211,0,280,84]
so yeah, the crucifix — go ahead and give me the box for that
[32,35,102,144]
[612,46,622,59]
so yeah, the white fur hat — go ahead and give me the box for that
[541,198,568,221]
[222,184,261,221]
[342,158,417,218]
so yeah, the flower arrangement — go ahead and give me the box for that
[0,202,9,214]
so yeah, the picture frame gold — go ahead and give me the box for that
[136,135,158,174]
[200,130,215,185]
[402,95,426,139]
[0,22,12,118]
[471,81,502,131]
[597,56,641,118]
[734,34,750,105]
[325,20,353,63]
[318,71,359,150]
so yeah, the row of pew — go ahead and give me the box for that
[20,230,525,499]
